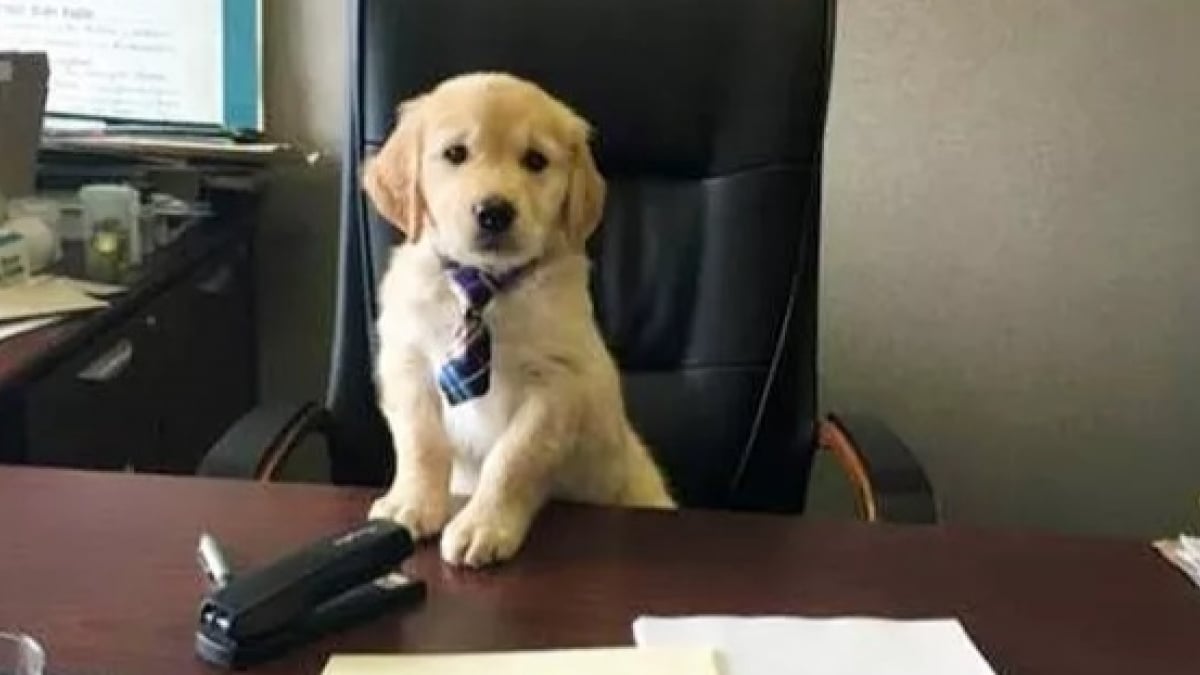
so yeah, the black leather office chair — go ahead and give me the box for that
[201,0,936,523]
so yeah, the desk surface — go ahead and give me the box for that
[0,222,245,395]
[0,467,1196,675]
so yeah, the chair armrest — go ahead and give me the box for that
[818,413,938,524]
[197,402,333,481]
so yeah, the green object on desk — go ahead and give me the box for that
[84,218,129,283]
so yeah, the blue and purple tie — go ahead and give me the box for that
[436,261,533,405]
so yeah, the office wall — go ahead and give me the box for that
[821,0,1200,536]
[254,0,1200,536]
[256,0,345,401]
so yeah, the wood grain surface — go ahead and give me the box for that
[0,467,1195,674]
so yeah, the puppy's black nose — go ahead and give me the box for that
[473,196,516,234]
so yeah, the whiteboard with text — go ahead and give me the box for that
[0,0,262,131]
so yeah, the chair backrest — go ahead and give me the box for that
[330,0,833,512]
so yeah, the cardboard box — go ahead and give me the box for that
[0,52,49,201]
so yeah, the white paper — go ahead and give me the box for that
[59,276,126,297]
[322,647,720,675]
[0,315,62,342]
[45,135,284,156]
[634,616,997,675]
[1153,535,1200,588]
[0,275,107,322]
[0,0,222,124]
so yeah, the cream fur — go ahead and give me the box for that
[363,73,674,568]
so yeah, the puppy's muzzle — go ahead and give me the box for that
[474,195,516,235]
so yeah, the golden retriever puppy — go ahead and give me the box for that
[363,73,674,567]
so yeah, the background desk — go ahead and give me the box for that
[0,467,1195,675]
[0,206,257,473]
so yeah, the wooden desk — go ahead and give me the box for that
[0,217,257,473]
[0,467,1196,675]
[0,222,249,388]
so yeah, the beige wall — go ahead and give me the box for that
[821,0,1200,536]
[256,0,346,401]
[256,0,1200,536]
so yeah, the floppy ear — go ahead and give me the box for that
[563,127,606,249]
[362,97,425,241]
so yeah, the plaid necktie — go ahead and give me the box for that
[436,260,534,405]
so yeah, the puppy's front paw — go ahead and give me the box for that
[369,490,450,540]
[440,506,528,568]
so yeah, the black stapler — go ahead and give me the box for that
[194,520,426,669]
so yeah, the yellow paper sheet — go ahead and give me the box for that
[323,647,721,675]
[0,275,108,322]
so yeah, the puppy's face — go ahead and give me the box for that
[364,73,606,269]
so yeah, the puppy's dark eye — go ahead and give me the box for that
[443,144,468,165]
[521,149,548,173]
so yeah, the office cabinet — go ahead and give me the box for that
[0,227,258,474]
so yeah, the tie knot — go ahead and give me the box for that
[448,266,499,311]
[443,260,536,312]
